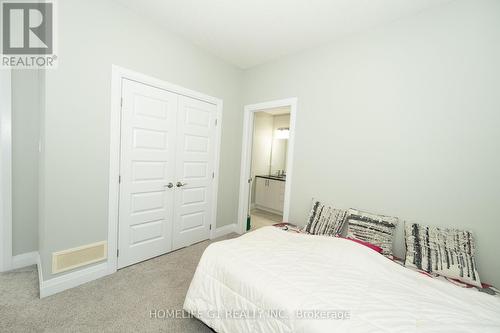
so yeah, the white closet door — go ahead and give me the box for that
[118,79,178,269]
[173,95,216,249]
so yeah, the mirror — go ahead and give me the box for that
[270,115,290,175]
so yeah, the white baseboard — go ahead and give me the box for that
[212,223,238,239]
[11,251,38,270]
[38,260,109,298]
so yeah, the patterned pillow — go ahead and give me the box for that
[404,223,482,287]
[303,199,347,237]
[346,209,398,256]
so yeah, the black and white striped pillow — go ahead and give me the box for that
[405,223,482,287]
[346,209,398,256]
[303,199,347,237]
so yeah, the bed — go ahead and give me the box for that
[184,227,500,332]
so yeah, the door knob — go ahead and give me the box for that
[164,182,174,189]
[176,181,188,187]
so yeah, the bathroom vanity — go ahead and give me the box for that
[254,175,285,214]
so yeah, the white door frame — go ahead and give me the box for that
[107,65,223,274]
[237,98,297,234]
[0,69,12,272]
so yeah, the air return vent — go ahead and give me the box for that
[52,241,107,274]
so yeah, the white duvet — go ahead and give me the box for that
[184,227,500,333]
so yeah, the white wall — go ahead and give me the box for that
[0,70,12,271]
[243,0,500,286]
[11,70,41,255]
[250,112,274,203]
[39,0,243,280]
[251,113,274,176]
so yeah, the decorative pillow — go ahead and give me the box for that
[346,209,398,256]
[404,223,481,287]
[303,199,347,237]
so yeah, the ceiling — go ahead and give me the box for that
[115,0,453,69]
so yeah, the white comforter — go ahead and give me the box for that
[184,227,500,333]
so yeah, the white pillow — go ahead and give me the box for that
[346,208,398,256]
[405,223,482,287]
[303,199,347,237]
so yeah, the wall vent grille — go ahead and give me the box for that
[52,241,107,274]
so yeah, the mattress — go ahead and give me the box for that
[184,227,500,332]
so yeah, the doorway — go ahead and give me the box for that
[237,98,297,234]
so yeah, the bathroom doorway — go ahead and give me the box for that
[237,98,297,233]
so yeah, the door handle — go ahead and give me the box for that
[176,181,188,187]
[164,182,174,189]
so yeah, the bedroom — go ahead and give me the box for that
[0,0,499,332]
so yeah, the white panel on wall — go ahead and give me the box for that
[134,95,169,119]
[183,162,208,179]
[131,191,164,214]
[184,135,209,153]
[182,187,206,205]
[133,128,168,150]
[181,212,204,232]
[185,106,210,128]
[130,220,163,244]
[132,161,167,181]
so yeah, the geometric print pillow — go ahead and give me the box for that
[404,223,482,287]
[346,209,398,256]
[303,199,347,237]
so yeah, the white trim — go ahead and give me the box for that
[108,65,224,273]
[39,261,109,298]
[36,253,43,295]
[107,66,121,275]
[209,101,223,240]
[212,223,237,239]
[237,98,298,234]
[0,69,12,272]
[11,251,38,270]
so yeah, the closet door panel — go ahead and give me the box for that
[118,79,177,269]
[173,96,217,249]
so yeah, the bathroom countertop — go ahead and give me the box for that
[255,175,286,182]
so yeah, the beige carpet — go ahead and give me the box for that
[0,234,238,333]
